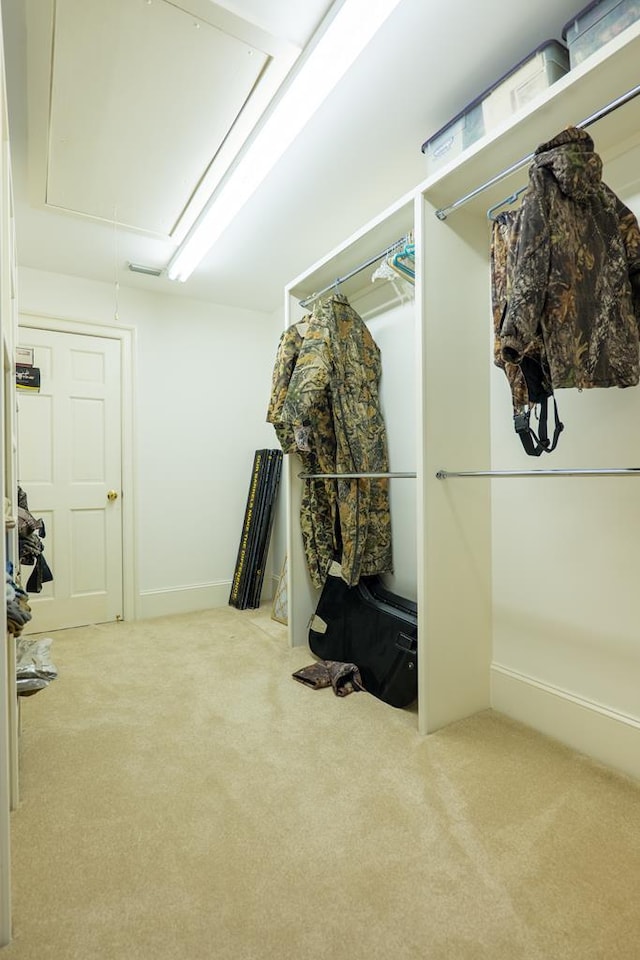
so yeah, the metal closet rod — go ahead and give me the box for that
[437,467,640,479]
[298,471,416,479]
[434,81,640,221]
[299,467,640,478]
[298,235,410,308]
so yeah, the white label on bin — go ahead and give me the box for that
[432,136,455,158]
[483,53,544,129]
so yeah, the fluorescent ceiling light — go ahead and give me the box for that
[167,0,404,282]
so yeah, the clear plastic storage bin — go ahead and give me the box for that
[562,0,640,67]
[421,40,569,174]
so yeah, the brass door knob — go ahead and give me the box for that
[107,489,119,501]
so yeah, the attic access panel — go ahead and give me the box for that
[42,0,299,236]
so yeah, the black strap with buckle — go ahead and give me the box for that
[514,398,564,457]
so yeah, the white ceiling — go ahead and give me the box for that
[2,0,592,313]
[46,0,276,234]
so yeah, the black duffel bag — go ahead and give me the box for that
[308,564,417,709]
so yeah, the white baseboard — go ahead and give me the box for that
[137,581,232,619]
[491,664,640,783]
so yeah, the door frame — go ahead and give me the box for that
[18,311,137,623]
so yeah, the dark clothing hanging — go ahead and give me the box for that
[17,486,54,593]
[500,127,640,391]
[26,555,54,594]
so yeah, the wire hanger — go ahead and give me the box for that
[486,185,528,221]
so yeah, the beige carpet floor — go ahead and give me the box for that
[4,605,640,959]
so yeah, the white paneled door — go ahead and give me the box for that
[17,327,123,631]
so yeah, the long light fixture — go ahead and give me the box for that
[166,0,404,282]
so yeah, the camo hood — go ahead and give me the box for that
[531,126,602,203]
[499,126,640,392]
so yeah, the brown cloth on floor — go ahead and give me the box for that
[292,660,365,697]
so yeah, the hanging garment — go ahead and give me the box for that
[267,320,339,587]
[269,295,393,587]
[491,209,563,456]
[16,485,54,590]
[5,569,32,636]
[500,127,640,391]
[492,210,539,410]
[267,320,310,455]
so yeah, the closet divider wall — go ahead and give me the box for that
[417,199,493,734]
[284,19,640,776]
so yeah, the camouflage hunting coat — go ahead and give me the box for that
[267,320,339,588]
[270,295,393,587]
[500,127,640,391]
[491,210,534,413]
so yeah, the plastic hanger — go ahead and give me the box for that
[371,256,412,302]
[391,248,415,283]
[371,258,397,282]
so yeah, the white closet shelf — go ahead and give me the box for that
[288,197,414,306]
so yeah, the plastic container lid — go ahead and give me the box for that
[562,0,620,39]
[421,39,568,155]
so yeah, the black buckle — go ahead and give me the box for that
[514,411,532,435]
[513,401,564,458]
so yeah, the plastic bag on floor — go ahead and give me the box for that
[16,637,58,696]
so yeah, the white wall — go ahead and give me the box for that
[18,267,283,618]
[490,371,640,718]
[367,299,417,601]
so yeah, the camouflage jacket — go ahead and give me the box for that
[491,210,533,412]
[273,295,393,587]
[267,321,308,456]
[500,127,640,390]
[267,321,339,588]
